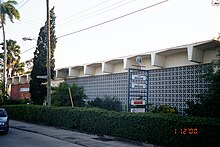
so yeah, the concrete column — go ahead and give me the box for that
[20,75,28,84]
[7,77,13,85]
[84,65,95,75]
[56,69,69,78]
[102,62,114,73]
[13,77,19,84]
[124,58,136,69]
[69,68,80,77]
[187,46,204,63]
[151,52,165,67]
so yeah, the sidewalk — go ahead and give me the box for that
[10,120,156,147]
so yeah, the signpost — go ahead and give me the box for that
[127,56,149,112]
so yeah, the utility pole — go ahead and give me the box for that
[46,0,51,107]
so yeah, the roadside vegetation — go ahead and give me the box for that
[88,96,121,112]
[3,105,220,146]
[51,82,87,107]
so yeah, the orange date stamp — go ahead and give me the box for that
[174,128,198,135]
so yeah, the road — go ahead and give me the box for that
[0,128,83,147]
[5,120,147,147]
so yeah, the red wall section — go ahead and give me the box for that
[10,83,31,100]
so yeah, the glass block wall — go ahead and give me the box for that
[66,72,128,103]
[148,64,209,113]
[65,64,209,113]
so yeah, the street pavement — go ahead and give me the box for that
[10,120,157,147]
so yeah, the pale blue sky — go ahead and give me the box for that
[2,0,220,68]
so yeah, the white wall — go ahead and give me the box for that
[165,52,197,67]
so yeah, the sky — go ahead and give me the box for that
[2,0,220,69]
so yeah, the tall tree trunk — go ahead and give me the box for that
[1,20,7,94]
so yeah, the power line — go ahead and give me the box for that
[17,0,26,6]
[58,0,168,39]
[19,0,135,46]
[58,0,112,26]
[57,0,137,29]
[20,46,35,54]
[17,0,31,9]
[18,0,113,43]
[20,0,168,54]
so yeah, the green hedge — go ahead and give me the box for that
[3,105,220,146]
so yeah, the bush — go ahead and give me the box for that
[88,96,121,112]
[3,105,220,146]
[152,104,178,114]
[51,82,87,107]
[0,99,31,106]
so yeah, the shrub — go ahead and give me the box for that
[3,105,220,146]
[0,99,31,106]
[152,104,178,114]
[88,96,121,112]
[51,82,87,107]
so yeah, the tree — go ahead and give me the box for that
[0,0,20,93]
[30,7,56,105]
[185,51,220,118]
[24,58,33,74]
[0,39,24,77]
[51,82,87,107]
[13,62,25,76]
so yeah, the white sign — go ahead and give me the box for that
[132,75,146,80]
[20,88,29,92]
[37,75,47,79]
[132,83,147,89]
[131,108,145,113]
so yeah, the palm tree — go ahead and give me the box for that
[0,0,20,93]
[6,39,21,77]
[13,62,25,76]
[0,39,26,77]
[0,39,23,77]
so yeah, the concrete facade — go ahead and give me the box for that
[7,39,220,112]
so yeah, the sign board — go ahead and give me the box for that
[37,75,47,79]
[131,108,145,113]
[20,88,29,92]
[132,83,147,89]
[131,100,146,105]
[127,68,149,113]
[132,75,146,80]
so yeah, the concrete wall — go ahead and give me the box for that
[114,62,125,73]
[6,39,220,105]
[165,51,197,67]
[54,40,220,78]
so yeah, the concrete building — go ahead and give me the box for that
[7,39,220,112]
[7,75,31,100]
